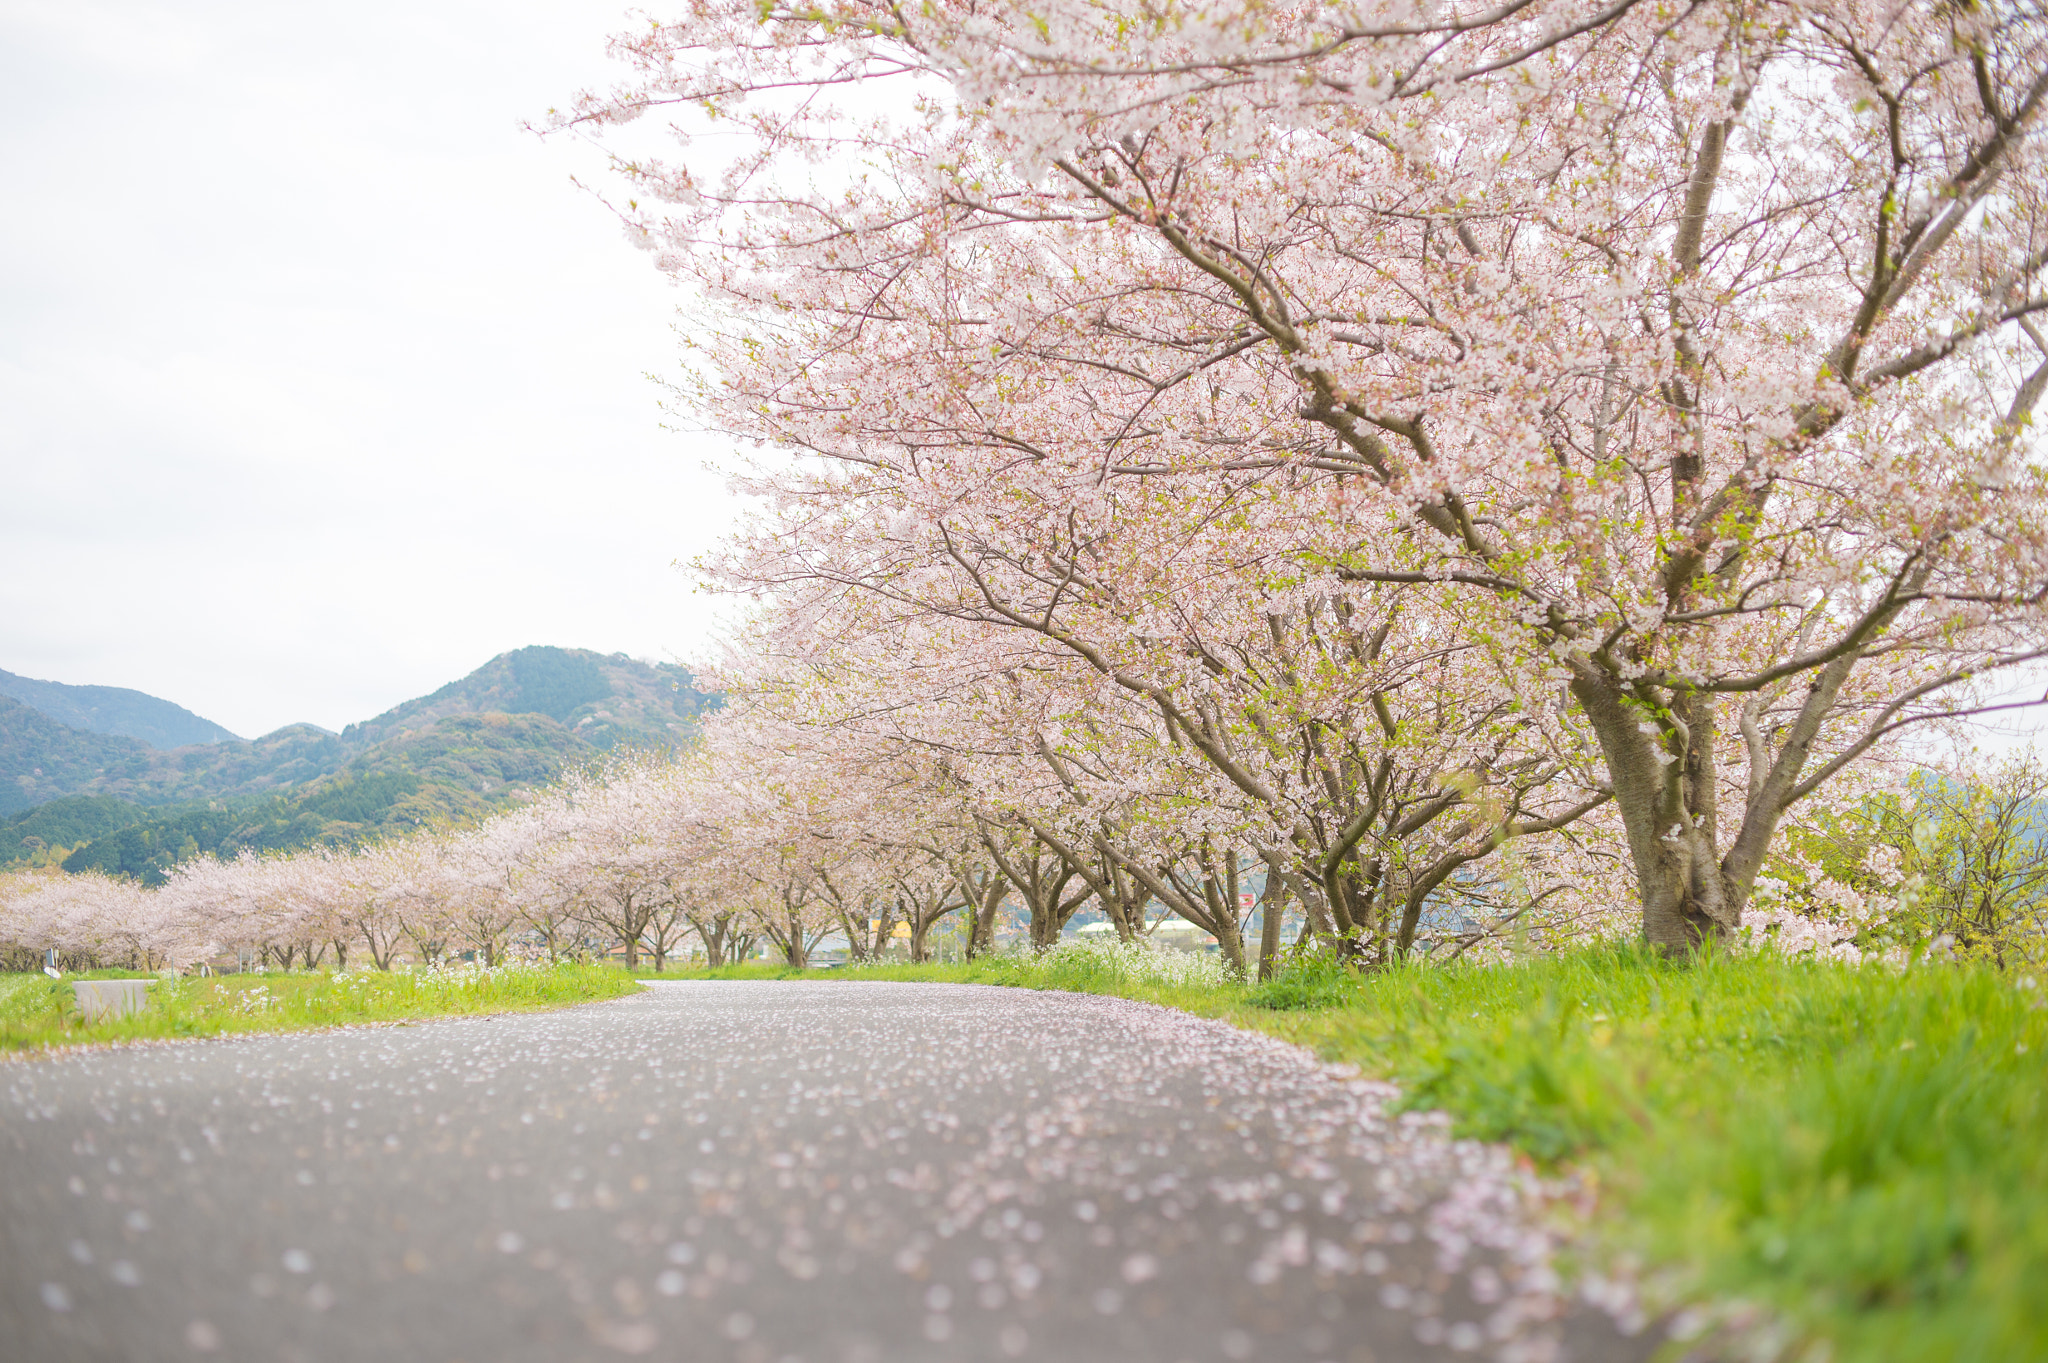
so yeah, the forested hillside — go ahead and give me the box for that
[0,794,153,865]
[0,698,157,814]
[1,647,718,875]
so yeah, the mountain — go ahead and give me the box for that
[0,667,241,748]
[343,646,717,751]
[2,647,720,876]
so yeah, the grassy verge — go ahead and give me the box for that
[658,945,2046,1362]
[0,963,643,1054]
[634,962,810,980]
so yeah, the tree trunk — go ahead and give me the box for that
[1029,895,1058,949]
[1571,677,1739,951]
[1257,882,1287,981]
[1212,918,1247,975]
[1103,858,1148,941]
[837,910,869,962]
[968,882,1005,957]
[690,912,732,967]
[781,907,810,969]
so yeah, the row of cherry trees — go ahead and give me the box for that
[0,755,757,974]
[0,671,1996,974]
[0,728,1231,976]
[544,0,2048,954]
[3,677,1611,976]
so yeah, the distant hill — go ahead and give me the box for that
[1,697,157,815]
[0,794,156,865]
[2,701,348,812]
[58,714,600,885]
[1,647,720,876]
[0,667,241,748]
[344,646,717,751]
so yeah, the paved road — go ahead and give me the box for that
[0,982,1653,1363]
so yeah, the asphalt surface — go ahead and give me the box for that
[0,982,1656,1363]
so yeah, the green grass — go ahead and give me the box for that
[1256,949,2048,1363]
[0,963,642,1054]
[657,945,2047,1363]
[633,961,811,980]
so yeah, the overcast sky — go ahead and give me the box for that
[1,0,735,739]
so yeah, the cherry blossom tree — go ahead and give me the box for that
[325,846,411,971]
[551,757,689,969]
[687,708,855,967]
[561,0,2048,950]
[684,903,756,967]
[443,820,537,965]
[0,868,61,971]
[0,868,190,971]
[880,854,968,962]
[505,808,587,964]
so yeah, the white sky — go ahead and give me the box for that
[0,0,734,739]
